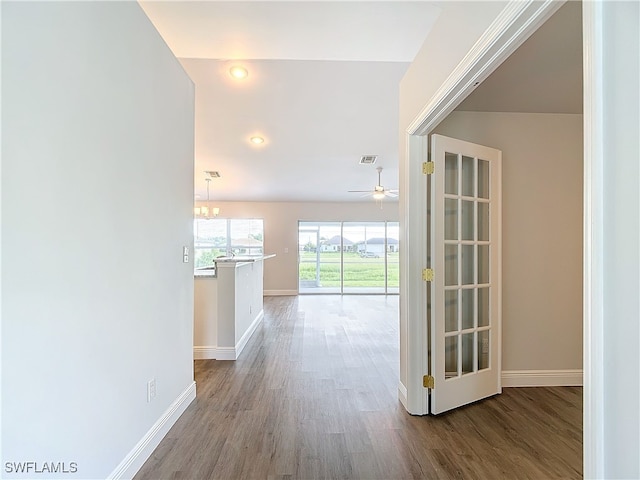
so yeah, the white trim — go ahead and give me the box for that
[107,381,196,480]
[402,134,429,415]
[193,346,236,360]
[264,289,298,296]
[502,370,583,387]
[582,2,605,478]
[214,347,238,361]
[193,346,217,360]
[235,310,264,358]
[398,381,408,409]
[407,0,564,136]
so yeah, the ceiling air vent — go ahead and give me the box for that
[359,155,378,165]
[205,171,221,178]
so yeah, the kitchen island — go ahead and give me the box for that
[194,254,275,360]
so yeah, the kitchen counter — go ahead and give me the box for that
[193,254,275,360]
[213,253,276,263]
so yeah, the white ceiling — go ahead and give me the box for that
[139,1,442,62]
[139,1,582,203]
[140,1,442,202]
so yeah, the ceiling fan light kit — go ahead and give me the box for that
[348,166,398,204]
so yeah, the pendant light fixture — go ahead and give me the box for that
[194,172,220,218]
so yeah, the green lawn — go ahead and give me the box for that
[299,252,399,287]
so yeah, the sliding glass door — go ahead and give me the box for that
[298,221,399,294]
[298,222,342,293]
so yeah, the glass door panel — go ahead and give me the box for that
[298,222,342,293]
[343,222,386,294]
[386,222,400,294]
[298,221,399,294]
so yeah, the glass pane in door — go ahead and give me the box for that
[445,244,458,286]
[478,330,490,370]
[461,245,474,285]
[445,153,458,195]
[478,202,490,241]
[445,198,458,240]
[343,222,386,294]
[478,288,490,327]
[478,159,490,199]
[461,200,474,241]
[461,288,474,330]
[445,290,458,333]
[478,245,490,284]
[298,222,341,293]
[462,332,474,375]
[462,156,475,197]
[445,336,458,379]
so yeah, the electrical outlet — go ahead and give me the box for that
[183,246,189,263]
[147,378,156,402]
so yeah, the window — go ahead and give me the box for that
[298,221,399,294]
[194,218,264,269]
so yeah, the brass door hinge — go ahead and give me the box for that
[422,268,434,281]
[423,161,434,175]
[423,375,435,389]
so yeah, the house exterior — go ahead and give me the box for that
[356,237,399,255]
[320,235,354,252]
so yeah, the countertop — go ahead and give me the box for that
[194,254,276,278]
[213,254,276,263]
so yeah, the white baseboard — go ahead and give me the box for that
[264,289,298,296]
[193,310,264,360]
[397,381,408,409]
[502,369,583,387]
[193,346,236,360]
[108,381,196,480]
[235,310,264,358]
[193,346,217,360]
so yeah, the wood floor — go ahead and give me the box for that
[135,295,582,480]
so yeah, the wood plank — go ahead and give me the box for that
[135,295,582,479]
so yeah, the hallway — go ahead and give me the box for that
[135,295,582,479]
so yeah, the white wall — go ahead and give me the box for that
[434,111,583,372]
[600,2,640,477]
[1,3,195,479]
[194,201,399,294]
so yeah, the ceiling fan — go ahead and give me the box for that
[349,166,398,200]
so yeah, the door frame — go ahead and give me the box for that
[401,0,603,476]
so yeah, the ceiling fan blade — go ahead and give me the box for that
[348,190,373,193]
[384,191,398,198]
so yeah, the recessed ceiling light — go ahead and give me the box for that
[250,136,265,145]
[229,66,248,79]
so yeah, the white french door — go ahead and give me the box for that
[428,134,502,414]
